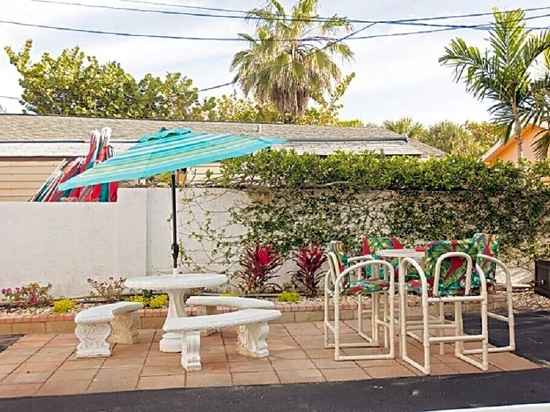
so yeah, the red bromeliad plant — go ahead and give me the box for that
[236,243,283,294]
[291,244,327,297]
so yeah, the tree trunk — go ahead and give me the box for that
[512,100,523,162]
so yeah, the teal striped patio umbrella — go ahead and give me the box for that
[59,127,285,271]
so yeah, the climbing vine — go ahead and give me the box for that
[180,151,549,274]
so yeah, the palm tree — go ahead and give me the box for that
[383,117,426,139]
[231,0,353,123]
[439,9,550,160]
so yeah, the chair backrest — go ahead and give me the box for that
[328,241,349,272]
[361,236,404,277]
[424,239,478,296]
[325,252,342,291]
[361,236,404,256]
[471,233,500,282]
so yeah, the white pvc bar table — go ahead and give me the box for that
[125,274,227,352]
[378,249,425,357]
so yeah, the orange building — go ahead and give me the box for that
[482,124,547,165]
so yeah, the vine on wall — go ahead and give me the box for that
[180,151,550,277]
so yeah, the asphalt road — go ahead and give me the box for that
[0,369,549,412]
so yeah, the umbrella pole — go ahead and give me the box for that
[171,172,179,273]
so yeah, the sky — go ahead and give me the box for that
[1,0,549,125]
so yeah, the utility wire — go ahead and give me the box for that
[29,0,550,30]
[114,0,550,24]
[2,13,549,44]
[0,95,20,100]
[199,22,378,92]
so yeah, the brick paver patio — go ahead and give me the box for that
[0,321,539,398]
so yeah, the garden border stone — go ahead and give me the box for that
[0,294,507,335]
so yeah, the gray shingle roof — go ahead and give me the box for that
[0,114,445,157]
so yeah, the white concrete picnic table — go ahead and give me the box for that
[125,273,227,352]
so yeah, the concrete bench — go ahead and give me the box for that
[186,296,275,336]
[186,296,275,310]
[74,302,143,358]
[164,308,282,371]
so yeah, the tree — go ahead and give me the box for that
[231,0,353,122]
[419,120,501,157]
[201,94,284,123]
[383,117,425,139]
[298,73,363,126]
[381,118,501,158]
[439,9,550,160]
[202,73,362,126]
[5,40,202,119]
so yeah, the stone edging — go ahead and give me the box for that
[0,294,507,335]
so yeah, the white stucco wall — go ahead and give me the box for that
[0,187,300,298]
[0,188,173,297]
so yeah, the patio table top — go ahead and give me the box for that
[125,274,227,291]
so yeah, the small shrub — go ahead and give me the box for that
[53,298,76,313]
[87,277,126,302]
[291,244,327,297]
[277,291,300,303]
[221,291,241,297]
[1,283,52,308]
[127,294,168,309]
[128,295,146,305]
[148,294,168,309]
[235,243,283,294]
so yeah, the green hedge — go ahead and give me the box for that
[204,151,550,266]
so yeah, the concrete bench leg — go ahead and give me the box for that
[237,322,269,358]
[181,331,201,371]
[111,311,140,344]
[75,323,112,358]
[202,306,220,337]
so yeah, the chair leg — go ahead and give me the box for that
[422,295,431,375]
[480,297,489,370]
[372,293,379,345]
[454,302,463,358]
[383,293,389,349]
[388,287,396,359]
[438,302,445,355]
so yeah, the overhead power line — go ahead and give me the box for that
[198,22,378,92]
[0,95,20,100]
[29,0,550,31]
[3,15,548,44]
[112,0,550,24]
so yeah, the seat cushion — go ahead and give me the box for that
[344,278,390,295]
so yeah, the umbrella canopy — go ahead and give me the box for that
[58,127,285,273]
[59,128,284,190]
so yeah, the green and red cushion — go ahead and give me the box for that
[361,236,404,277]
[408,239,478,296]
[361,236,404,256]
[471,233,499,287]
[344,278,390,296]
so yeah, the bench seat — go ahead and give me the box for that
[75,302,143,358]
[186,296,275,309]
[164,309,281,371]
